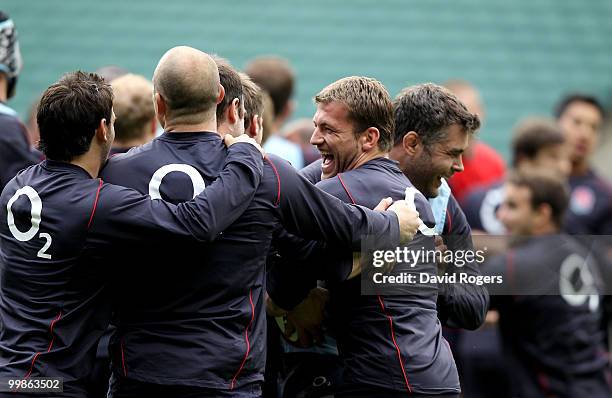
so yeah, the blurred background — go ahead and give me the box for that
[4,0,612,161]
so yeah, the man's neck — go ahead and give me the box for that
[164,119,219,136]
[70,154,101,179]
[571,159,590,177]
[113,136,149,151]
[532,223,559,236]
[348,150,387,171]
[217,121,241,138]
[0,76,8,103]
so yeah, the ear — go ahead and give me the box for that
[361,127,381,151]
[95,118,110,143]
[535,203,553,227]
[402,131,421,156]
[246,115,258,139]
[216,84,225,105]
[154,92,167,128]
[254,114,264,144]
[227,98,240,124]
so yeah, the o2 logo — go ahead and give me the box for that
[6,186,52,259]
[148,164,206,200]
[559,253,599,312]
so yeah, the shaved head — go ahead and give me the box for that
[153,46,221,123]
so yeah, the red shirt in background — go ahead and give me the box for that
[449,141,506,205]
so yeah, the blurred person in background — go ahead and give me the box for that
[0,11,41,193]
[282,118,320,166]
[246,56,304,168]
[458,117,570,398]
[443,80,506,205]
[463,117,570,235]
[555,94,612,235]
[260,90,275,145]
[109,73,157,156]
[481,170,612,398]
[95,65,129,83]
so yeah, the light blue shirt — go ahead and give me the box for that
[264,135,304,169]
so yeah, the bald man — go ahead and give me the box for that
[101,47,420,397]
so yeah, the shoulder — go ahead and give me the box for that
[0,113,28,144]
[264,153,297,178]
[589,171,612,196]
[315,175,344,197]
[299,159,322,184]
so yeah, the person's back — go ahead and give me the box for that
[102,133,280,388]
[0,69,266,397]
[0,161,114,389]
[0,107,40,192]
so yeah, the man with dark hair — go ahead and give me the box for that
[443,80,506,204]
[463,117,570,234]
[109,73,157,155]
[458,117,571,398]
[0,11,40,193]
[481,170,612,398]
[268,78,474,397]
[215,57,245,138]
[245,56,304,169]
[0,70,266,397]
[101,48,419,397]
[384,83,489,331]
[554,93,612,234]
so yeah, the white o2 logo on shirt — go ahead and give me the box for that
[148,164,206,200]
[6,185,52,259]
[559,253,599,312]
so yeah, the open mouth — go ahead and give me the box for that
[321,153,335,175]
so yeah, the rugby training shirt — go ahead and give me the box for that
[0,143,263,396]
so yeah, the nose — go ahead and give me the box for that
[310,128,323,146]
[452,156,464,173]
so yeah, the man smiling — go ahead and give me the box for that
[268,78,474,397]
